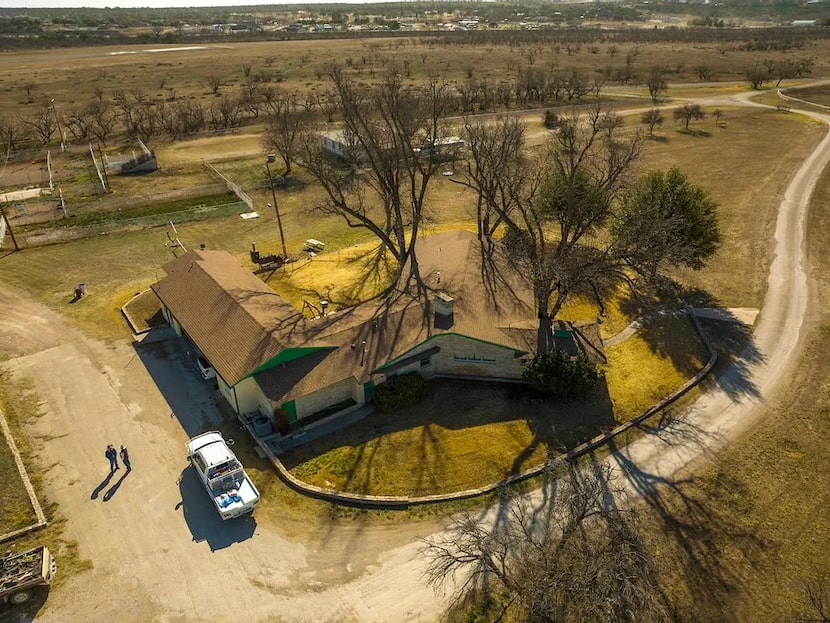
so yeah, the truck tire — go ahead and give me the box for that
[10,589,31,605]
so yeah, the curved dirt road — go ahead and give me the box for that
[1,88,829,623]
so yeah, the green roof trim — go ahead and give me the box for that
[372,332,526,374]
[233,346,336,386]
[553,329,574,338]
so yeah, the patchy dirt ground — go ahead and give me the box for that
[0,286,447,623]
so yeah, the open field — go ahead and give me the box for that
[2,38,830,119]
[637,106,825,307]
[786,84,830,107]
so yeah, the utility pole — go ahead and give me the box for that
[265,154,288,260]
[0,203,20,251]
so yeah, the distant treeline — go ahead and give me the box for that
[1,25,829,53]
[0,2,828,51]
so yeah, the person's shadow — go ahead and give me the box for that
[90,471,115,500]
[103,469,130,502]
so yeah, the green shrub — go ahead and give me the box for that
[522,350,603,400]
[543,109,560,129]
[373,372,429,413]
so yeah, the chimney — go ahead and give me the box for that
[434,291,454,329]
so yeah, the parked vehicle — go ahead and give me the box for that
[196,355,216,380]
[186,432,259,520]
[1,546,56,605]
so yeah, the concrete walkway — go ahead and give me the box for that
[604,307,759,347]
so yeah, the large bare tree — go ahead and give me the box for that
[460,104,720,354]
[423,462,670,623]
[263,93,308,176]
[297,67,454,291]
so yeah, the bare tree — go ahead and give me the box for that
[0,116,31,153]
[204,74,223,96]
[64,106,91,141]
[745,64,770,90]
[21,101,57,145]
[673,103,706,131]
[645,67,668,103]
[460,104,719,354]
[795,579,830,623]
[695,64,714,81]
[454,116,527,243]
[641,108,664,137]
[263,94,307,176]
[88,99,116,146]
[423,462,671,623]
[297,67,453,290]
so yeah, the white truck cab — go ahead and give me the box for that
[186,431,260,520]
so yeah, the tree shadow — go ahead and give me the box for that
[616,284,763,400]
[608,439,767,619]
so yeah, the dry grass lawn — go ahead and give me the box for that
[604,315,709,420]
[283,379,613,497]
[637,106,825,308]
[282,313,708,497]
[3,37,830,122]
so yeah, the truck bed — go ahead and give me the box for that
[211,476,259,518]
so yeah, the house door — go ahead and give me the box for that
[282,400,298,423]
[363,381,374,402]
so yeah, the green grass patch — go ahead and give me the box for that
[19,192,238,231]
[122,289,164,333]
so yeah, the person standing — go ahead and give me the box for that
[105,444,118,472]
[120,445,131,471]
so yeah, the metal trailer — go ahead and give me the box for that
[0,546,56,605]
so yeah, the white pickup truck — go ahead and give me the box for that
[186,432,260,520]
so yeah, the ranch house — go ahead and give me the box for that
[151,230,599,430]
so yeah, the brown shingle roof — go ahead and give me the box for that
[153,231,589,402]
[151,250,322,384]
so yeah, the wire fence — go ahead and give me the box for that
[20,200,248,247]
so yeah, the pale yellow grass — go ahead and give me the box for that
[604,315,708,421]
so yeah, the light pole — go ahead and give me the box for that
[265,154,288,260]
[50,98,65,152]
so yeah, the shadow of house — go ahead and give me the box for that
[132,340,226,438]
[150,231,604,452]
[177,467,256,552]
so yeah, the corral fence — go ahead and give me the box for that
[19,200,248,248]
[203,161,255,211]
[6,183,229,227]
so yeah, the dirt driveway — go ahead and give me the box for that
[0,286,446,623]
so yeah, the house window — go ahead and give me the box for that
[420,356,432,367]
